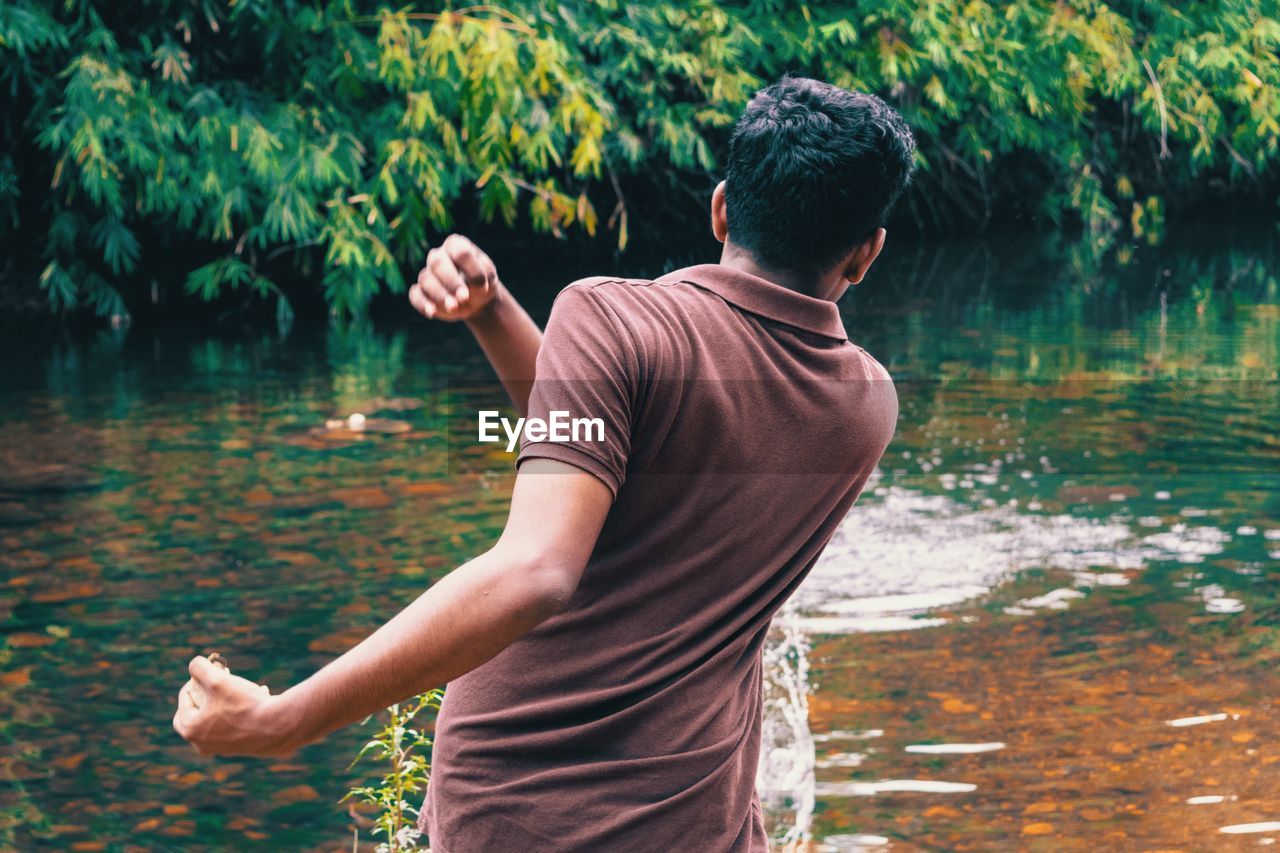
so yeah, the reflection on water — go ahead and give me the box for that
[1,227,1278,850]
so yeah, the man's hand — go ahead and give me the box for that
[408,232,542,415]
[409,234,500,322]
[173,656,296,758]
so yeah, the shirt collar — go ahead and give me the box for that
[659,264,849,341]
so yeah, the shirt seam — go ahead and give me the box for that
[518,441,621,495]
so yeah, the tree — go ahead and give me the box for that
[2,1,1277,319]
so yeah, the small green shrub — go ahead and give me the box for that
[343,689,444,853]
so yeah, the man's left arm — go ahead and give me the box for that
[173,458,611,757]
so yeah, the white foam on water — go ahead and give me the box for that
[1074,571,1130,587]
[1019,588,1086,610]
[814,729,884,742]
[759,484,1248,844]
[816,779,978,796]
[757,619,814,847]
[820,834,891,850]
[1220,822,1280,834]
[1205,598,1246,614]
[1141,523,1231,561]
[1167,713,1229,727]
[905,742,1006,754]
[789,615,948,634]
[794,487,1141,624]
[821,588,988,615]
[819,835,890,845]
[816,752,867,769]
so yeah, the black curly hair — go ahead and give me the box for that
[725,76,916,274]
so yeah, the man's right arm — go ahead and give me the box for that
[408,234,542,416]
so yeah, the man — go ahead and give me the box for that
[174,76,915,851]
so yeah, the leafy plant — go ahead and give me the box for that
[343,688,445,853]
[2,1,1278,319]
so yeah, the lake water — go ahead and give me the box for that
[1,227,1277,851]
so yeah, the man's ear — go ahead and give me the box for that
[711,181,728,243]
[843,228,887,285]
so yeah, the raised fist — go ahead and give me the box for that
[409,234,500,322]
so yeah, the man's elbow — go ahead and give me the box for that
[511,554,580,622]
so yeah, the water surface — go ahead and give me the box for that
[1,227,1277,850]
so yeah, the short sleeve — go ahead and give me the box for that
[515,283,637,497]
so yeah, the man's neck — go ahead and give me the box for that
[718,244,836,301]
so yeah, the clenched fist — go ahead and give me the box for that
[410,234,501,322]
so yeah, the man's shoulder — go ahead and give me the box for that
[553,274,692,325]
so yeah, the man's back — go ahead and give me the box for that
[423,264,897,852]
[170,77,914,851]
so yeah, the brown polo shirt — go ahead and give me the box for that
[422,264,897,852]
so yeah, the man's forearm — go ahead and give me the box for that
[466,282,542,416]
[267,544,565,750]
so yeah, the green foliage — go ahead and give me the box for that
[2,1,1278,317]
[343,689,444,853]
